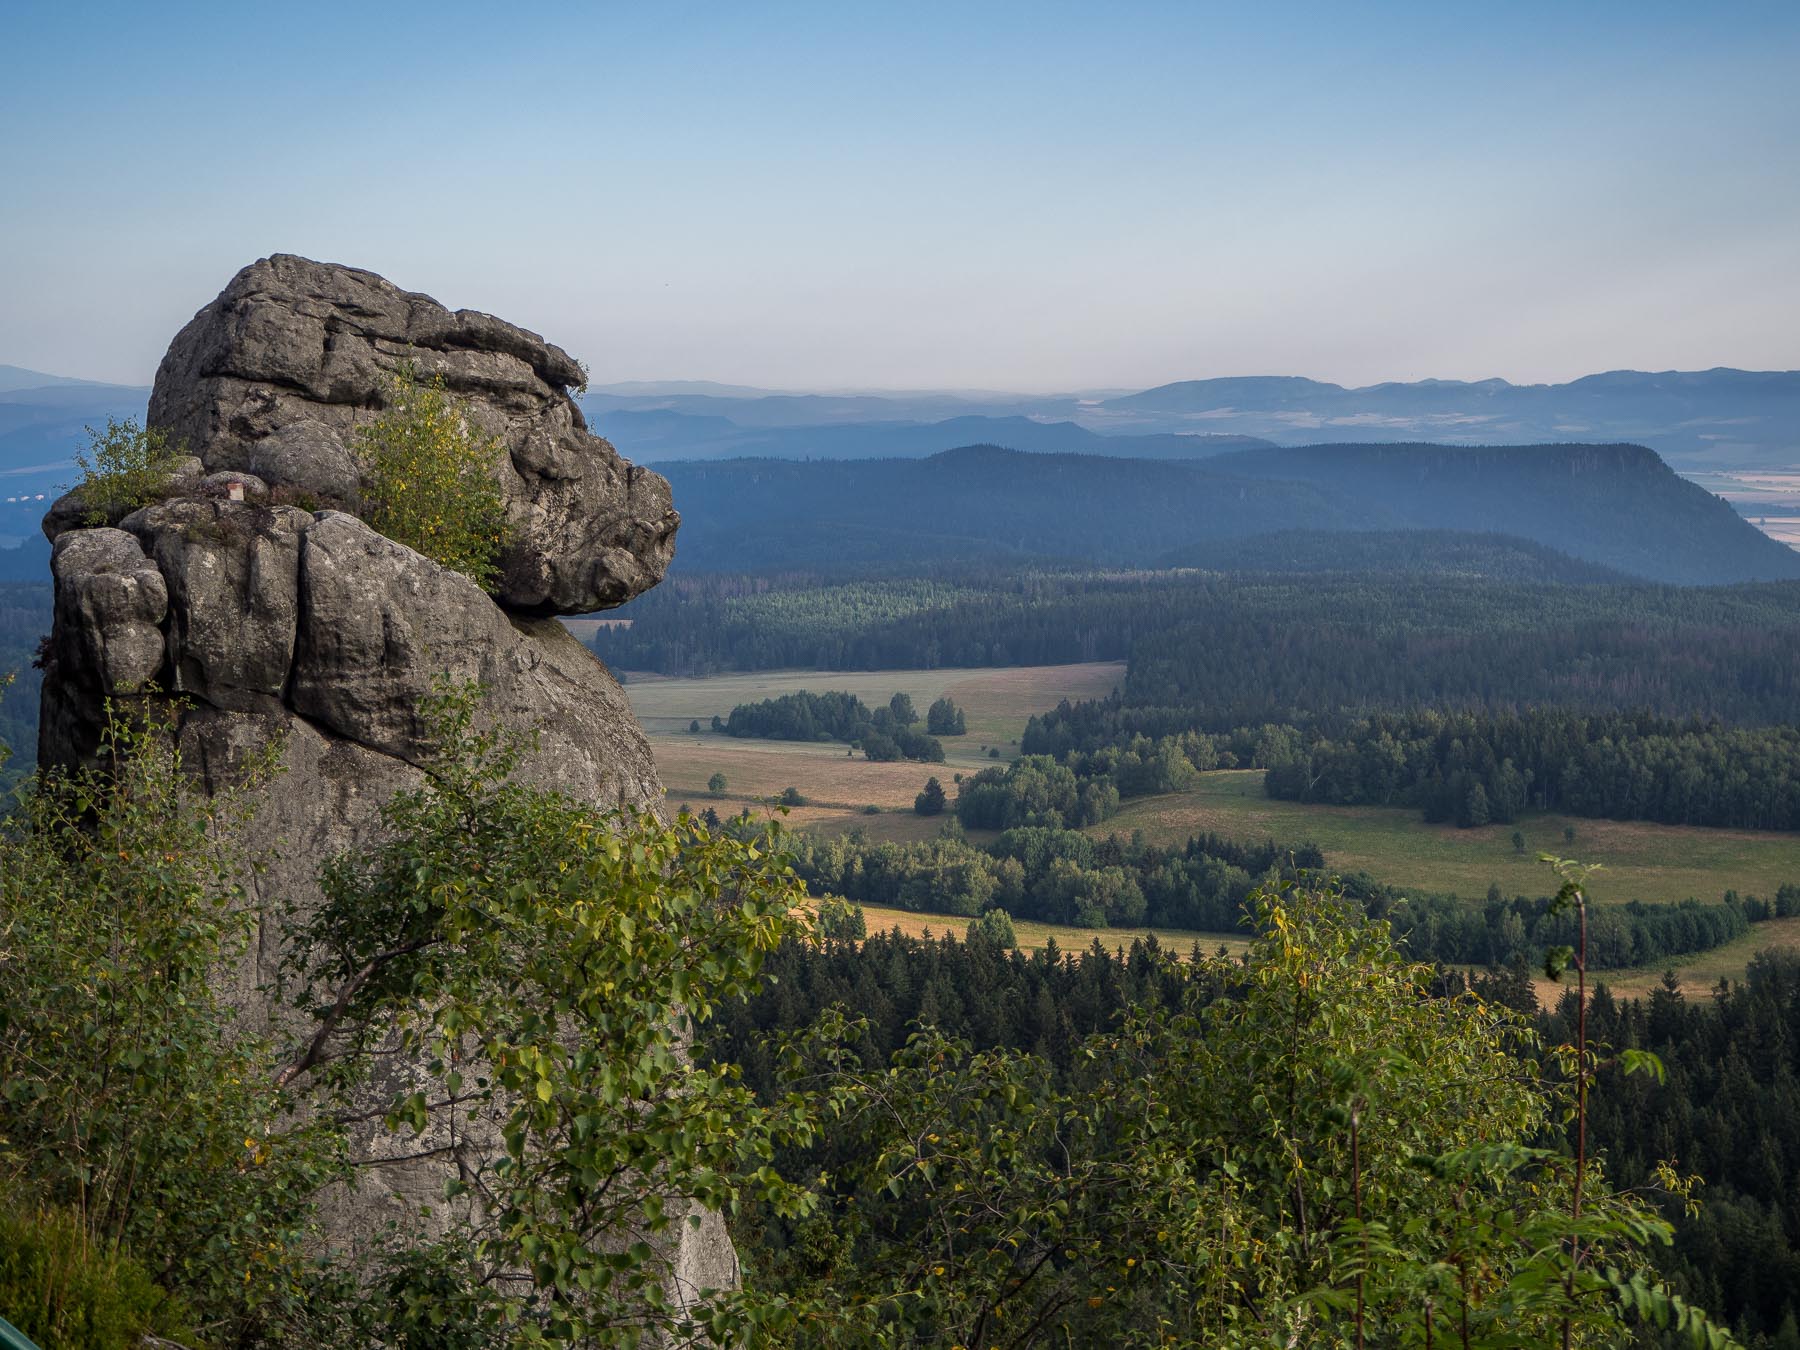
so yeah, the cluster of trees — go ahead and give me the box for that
[953,755,1121,831]
[707,918,1796,1345]
[955,732,1240,833]
[788,824,1312,931]
[700,885,1736,1347]
[723,688,947,762]
[925,694,966,735]
[1260,709,1800,830]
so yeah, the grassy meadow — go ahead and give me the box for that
[623,663,1800,985]
[1105,770,1800,908]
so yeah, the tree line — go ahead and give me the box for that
[787,814,1774,971]
[721,689,957,762]
[1259,708,1800,830]
[595,565,1800,726]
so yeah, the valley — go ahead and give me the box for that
[622,659,1800,991]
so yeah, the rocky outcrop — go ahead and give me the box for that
[134,252,677,615]
[36,259,735,1301]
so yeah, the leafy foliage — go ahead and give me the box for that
[0,709,341,1341]
[357,369,508,587]
[282,683,823,1346]
[740,882,1733,1346]
[0,1197,196,1350]
[70,417,184,527]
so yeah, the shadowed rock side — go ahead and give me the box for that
[36,259,739,1305]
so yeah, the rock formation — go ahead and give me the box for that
[36,257,737,1299]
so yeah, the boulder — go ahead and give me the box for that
[123,498,307,713]
[144,253,678,614]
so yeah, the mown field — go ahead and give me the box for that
[624,661,1123,816]
[854,902,1244,960]
[1106,770,1800,908]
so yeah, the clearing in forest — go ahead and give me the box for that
[1107,770,1800,908]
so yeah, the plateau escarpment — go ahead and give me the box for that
[35,256,735,1291]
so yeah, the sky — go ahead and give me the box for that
[2,0,1797,391]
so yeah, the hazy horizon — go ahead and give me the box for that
[5,2,1797,389]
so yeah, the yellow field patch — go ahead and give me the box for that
[632,661,1125,807]
[854,902,1243,960]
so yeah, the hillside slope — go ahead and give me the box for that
[659,441,1800,584]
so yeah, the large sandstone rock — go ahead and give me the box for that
[36,260,738,1305]
[140,253,677,614]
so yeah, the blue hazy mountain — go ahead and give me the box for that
[584,368,1798,470]
[0,368,148,547]
[1092,369,1800,467]
[655,441,1800,586]
[588,408,1270,462]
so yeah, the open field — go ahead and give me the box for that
[855,902,1245,960]
[1104,770,1800,907]
[632,665,1800,988]
[626,661,1125,817]
[1531,916,1800,1005]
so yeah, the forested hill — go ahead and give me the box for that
[1155,528,1628,582]
[658,442,1800,585]
[1204,441,1799,584]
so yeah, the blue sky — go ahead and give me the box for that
[3,1,1796,389]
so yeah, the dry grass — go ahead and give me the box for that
[855,902,1243,960]
[634,662,1126,808]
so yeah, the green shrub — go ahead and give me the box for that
[0,712,340,1341]
[71,418,183,526]
[357,369,508,587]
[0,1199,195,1350]
[966,907,1017,949]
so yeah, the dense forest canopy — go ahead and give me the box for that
[597,562,1800,723]
[703,923,1800,1345]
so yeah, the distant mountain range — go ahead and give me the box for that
[581,367,1800,471]
[655,441,1800,587]
[2,360,1794,555]
[0,366,148,546]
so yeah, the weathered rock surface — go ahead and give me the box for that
[138,252,678,614]
[36,260,737,1302]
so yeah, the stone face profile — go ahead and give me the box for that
[142,252,678,615]
[36,257,736,1298]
